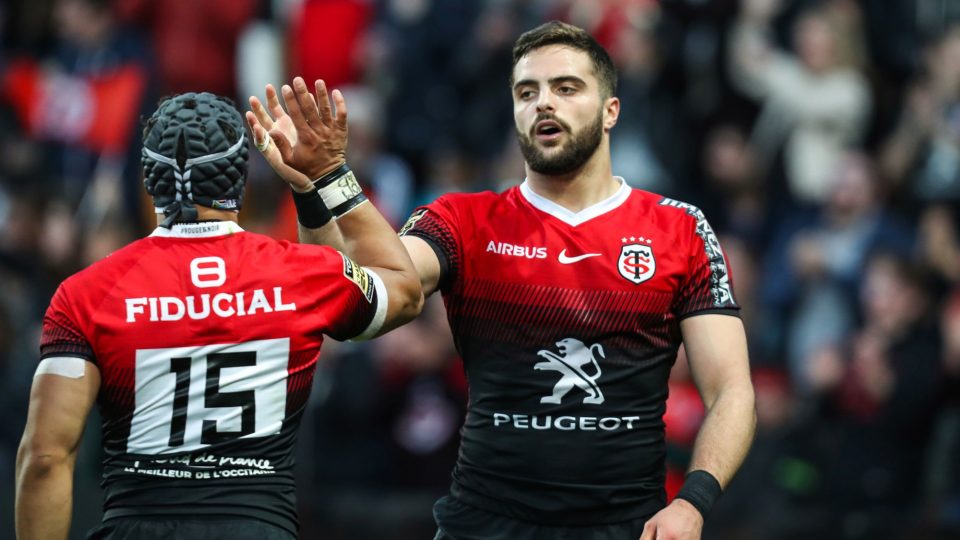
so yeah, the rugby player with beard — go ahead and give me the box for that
[253,21,756,540]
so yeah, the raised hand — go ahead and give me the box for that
[246,83,312,192]
[276,77,348,180]
[246,77,349,190]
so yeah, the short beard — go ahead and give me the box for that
[517,110,604,176]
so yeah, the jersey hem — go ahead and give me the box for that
[449,481,666,525]
[103,506,297,536]
[677,307,741,321]
[39,352,95,361]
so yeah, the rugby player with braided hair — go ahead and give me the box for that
[15,91,422,540]
[255,20,757,540]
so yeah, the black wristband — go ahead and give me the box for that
[329,190,368,217]
[675,470,722,519]
[313,162,352,187]
[291,188,334,229]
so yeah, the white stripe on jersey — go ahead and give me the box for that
[350,268,388,341]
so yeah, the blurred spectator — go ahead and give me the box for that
[806,253,942,539]
[761,152,913,383]
[1,0,152,226]
[942,290,960,389]
[373,0,480,176]
[300,296,463,540]
[375,295,464,490]
[915,0,960,39]
[718,233,773,368]
[287,0,372,90]
[609,9,691,195]
[426,144,479,197]
[699,123,766,246]
[115,0,257,98]
[730,0,872,206]
[923,289,960,536]
[881,25,960,208]
[339,85,416,226]
[0,191,69,537]
[1,0,54,54]
[859,0,921,86]
[918,204,960,285]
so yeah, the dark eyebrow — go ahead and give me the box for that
[513,79,537,90]
[548,76,587,87]
[512,75,588,91]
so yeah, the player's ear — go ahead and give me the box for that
[603,96,620,131]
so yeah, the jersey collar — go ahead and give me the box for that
[519,177,631,226]
[149,221,245,238]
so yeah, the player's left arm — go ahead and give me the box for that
[640,314,755,540]
[682,313,755,488]
[15,360,100,540]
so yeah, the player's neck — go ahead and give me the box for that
[524,149,618,213]
[155,207,240,226]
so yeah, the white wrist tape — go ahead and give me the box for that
[313,164,368,216]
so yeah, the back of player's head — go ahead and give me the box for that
[511,21,617,99]
[141,92,248,227]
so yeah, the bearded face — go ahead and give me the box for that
[516,107,604,176]
[511,45,612,177]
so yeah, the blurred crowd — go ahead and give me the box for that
[1,0,959,539]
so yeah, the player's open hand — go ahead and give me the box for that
[246,83,314,192]
[638,499,703,540]
[274,77,348,180]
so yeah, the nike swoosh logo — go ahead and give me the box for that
[558,249,602,264]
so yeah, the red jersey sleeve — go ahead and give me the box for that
[672,205,740,319]
[40,283,96,362]
[303,250,384,341]
[399,196,462,293]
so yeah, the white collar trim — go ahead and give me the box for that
[519,177,631,226]
[149,221,245,238]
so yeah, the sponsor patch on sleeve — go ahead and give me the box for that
[342,254,375,302]
[399,208,428,236]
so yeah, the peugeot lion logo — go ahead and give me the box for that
[535,338,605,405]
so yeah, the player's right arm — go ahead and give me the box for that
[16,360,99,540]
[334,197,424,334]
[395,200,464,299]
[400,236,442,297]
[249,77,423,333]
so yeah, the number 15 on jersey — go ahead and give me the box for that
[127,338,290,454]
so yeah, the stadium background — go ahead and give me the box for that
[1,0,959,538]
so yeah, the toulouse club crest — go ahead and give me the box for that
[618,238,655,284]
